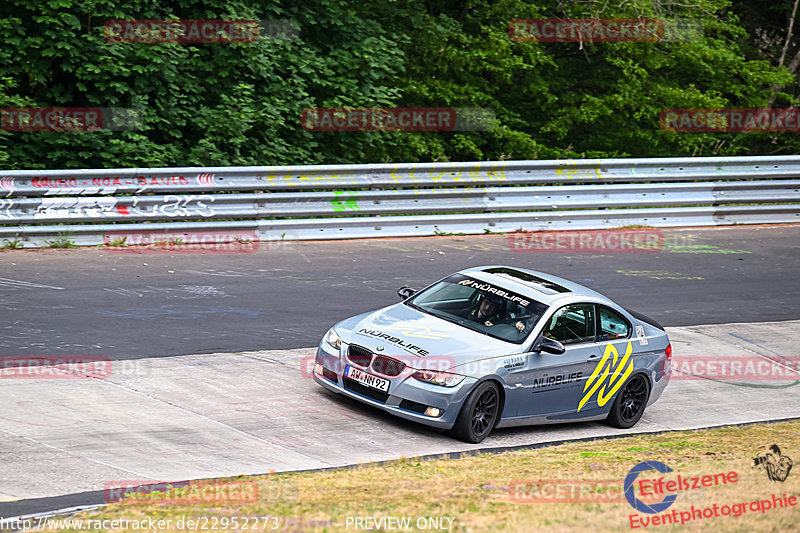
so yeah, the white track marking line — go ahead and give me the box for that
[94,376,330,464]
[676,327,800,378]
[0,427,156,479]
[0,278,65,290]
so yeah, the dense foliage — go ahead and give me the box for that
[0,0,797,169]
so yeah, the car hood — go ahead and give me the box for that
[337,303,522,369]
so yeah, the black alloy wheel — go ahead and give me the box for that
[451,381,500,443]
[607,374,650,429]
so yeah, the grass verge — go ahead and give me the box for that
[36,420,800,532]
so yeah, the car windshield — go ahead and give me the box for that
[407,273,548,343]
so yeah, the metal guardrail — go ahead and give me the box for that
[3,155,800,195]
[2,181,800,223]
[1,156,799,247]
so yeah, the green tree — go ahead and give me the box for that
[0,0,796,169]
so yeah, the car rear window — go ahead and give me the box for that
[597,306,631,340]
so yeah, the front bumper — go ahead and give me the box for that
[313,341,477,430]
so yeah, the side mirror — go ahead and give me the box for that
[534,336,566,355]
[397,287,417,300]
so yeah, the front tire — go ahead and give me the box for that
[451,381,500,443]
[606,374,650,429]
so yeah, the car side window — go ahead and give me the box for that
[543,303,595,345]
[597,306,631,341]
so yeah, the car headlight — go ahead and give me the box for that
[324,329,341,350]
[411,369,465,387]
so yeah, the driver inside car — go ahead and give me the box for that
[464,293,526,332]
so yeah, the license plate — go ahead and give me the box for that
[344,365,390,392]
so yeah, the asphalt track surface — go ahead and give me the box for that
[0,225,799,361]
[1,224,799,519]
[1,320,799,519]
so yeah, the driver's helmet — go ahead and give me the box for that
[478,292,506,315]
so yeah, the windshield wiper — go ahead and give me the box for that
[427,311,474,331]
[404,300,426,313]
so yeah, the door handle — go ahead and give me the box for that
[586,354,601,362]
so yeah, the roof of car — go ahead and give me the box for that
[460,265,609,304]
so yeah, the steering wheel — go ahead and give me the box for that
[495,314,532,335]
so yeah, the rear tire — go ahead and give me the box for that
[450,381,500,443]
[606,374,650,429]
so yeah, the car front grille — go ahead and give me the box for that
[371,355,406,377]
[343,378,389,403]
[347,344,374,367]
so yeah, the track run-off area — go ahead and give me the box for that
[0,224,798,517]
